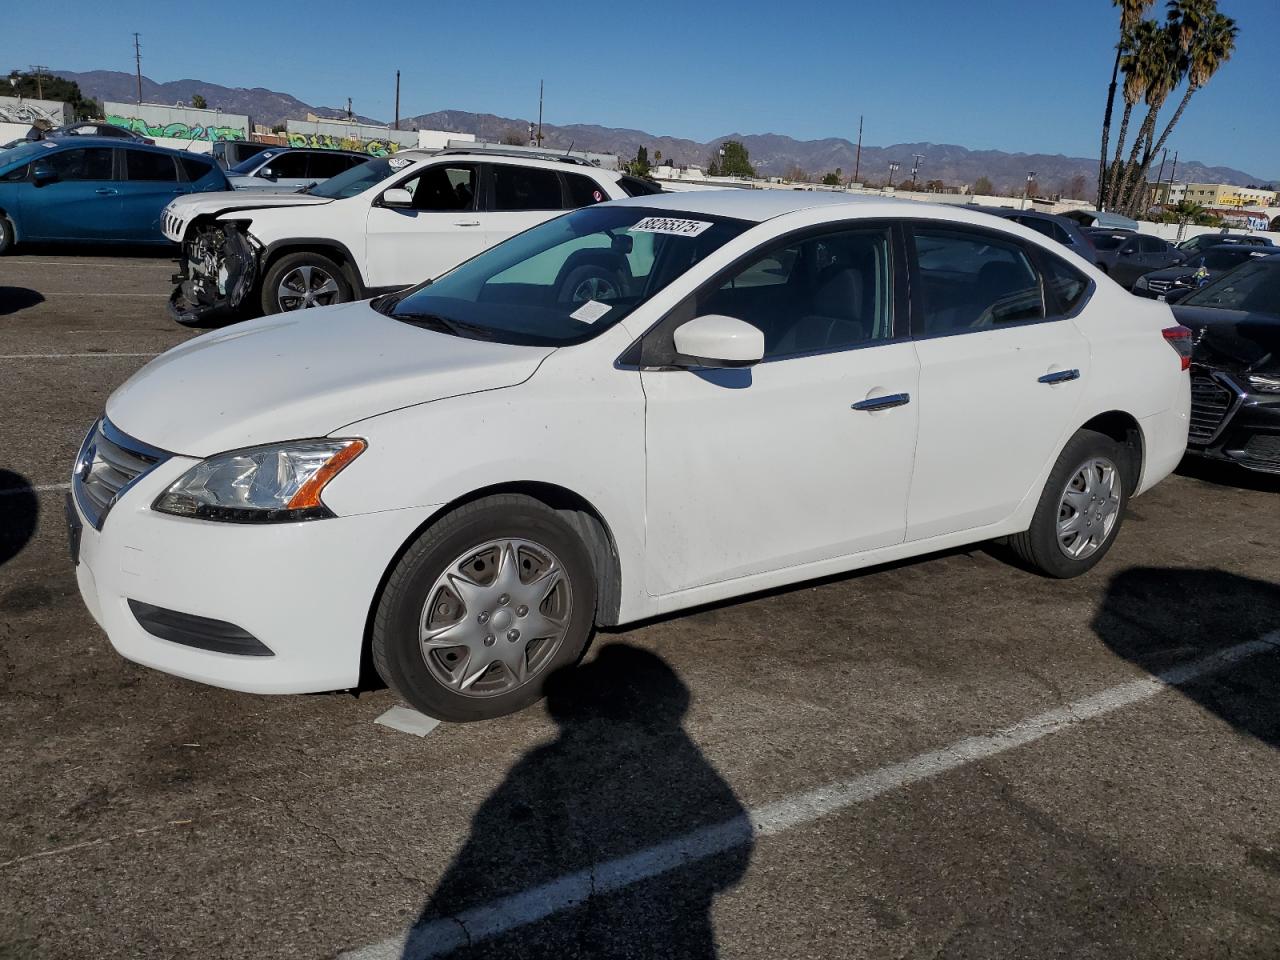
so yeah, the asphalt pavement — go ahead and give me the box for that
[1,253,1278,959]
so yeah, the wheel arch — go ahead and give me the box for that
[261,238,367,296]
[360,481,625,685]
[1078,409,1144,494]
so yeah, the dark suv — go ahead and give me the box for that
[967,207,1098,265]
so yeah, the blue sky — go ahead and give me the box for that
[3,0,1277,178]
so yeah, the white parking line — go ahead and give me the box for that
[0,353,160,359]
[0,483,70,497]
[27,292,171,298]
[342,633,1280,960]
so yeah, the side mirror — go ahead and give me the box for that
[30,162,57,186]
[258,167,275,180]
[672,314,764,368]
[381,188,413,208]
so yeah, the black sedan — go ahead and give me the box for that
[1175,232,1273,258]
[1085,230,1184,287]
[1132,244,1277,300]
[1173,254,1280,475]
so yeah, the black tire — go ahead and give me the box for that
[372,495,598,722]
[1009,429,1130,579]
[0,215,14,255]
[557,263,624,305]
[260,251,352,315]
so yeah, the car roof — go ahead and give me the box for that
[606,189,916,222]
[23,136,202,156]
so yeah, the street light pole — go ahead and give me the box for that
[1022,171,1036,210]
[887,161,900,193]
[911,153,924,192]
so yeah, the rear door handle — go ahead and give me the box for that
[94,188,118,195]
[1038,369,1080,385]
[453,220,481,227]
[851,393,910,411]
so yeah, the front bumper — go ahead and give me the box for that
[167,224,259,325]
[72,455,439,694]
[1186,370,1280,474]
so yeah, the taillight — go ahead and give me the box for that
[1162,325,1192,371]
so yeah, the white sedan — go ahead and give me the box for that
[68,191,1191,721]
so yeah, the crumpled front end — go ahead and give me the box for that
[168,223,259,325]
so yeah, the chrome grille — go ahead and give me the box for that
[72,419,170,529]
[1147,278,1173,294]
[1187,373,1238,446]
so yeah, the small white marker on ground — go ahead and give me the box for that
[375,705,442,738]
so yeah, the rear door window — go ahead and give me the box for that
[124,150,178,181]
[564,172,608,208]
[308,152,358,178]
[261,152,309,179]
[491,164,563,211]
[911,227,1045,335]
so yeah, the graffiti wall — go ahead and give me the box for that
[103,102,249,142]
[0,96,73,126]
[285,119,418,157]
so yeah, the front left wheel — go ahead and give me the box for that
[0,215,14,255]
[260,252,352,315]
[372,495,598,722]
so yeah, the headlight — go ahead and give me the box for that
[1247,374,1280,394]
[153,439,365,522]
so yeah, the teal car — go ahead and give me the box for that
[0,137,228,253]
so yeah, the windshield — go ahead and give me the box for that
[1201,248,1253,270]
[379,205,751,346]
[1091,234,1128,251]
[1182,259,1280,316]
[308,157,399,199]
[229,150,280,174]
[0,139,59,167]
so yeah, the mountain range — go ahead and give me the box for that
[54,69,1273,194]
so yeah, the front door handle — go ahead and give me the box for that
[94,188,118,195]
[1038,369,1080,385]
[851,392,911,411]
[453,220,481,227]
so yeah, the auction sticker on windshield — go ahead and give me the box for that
[570,299,612,324]
[630,217,712,237]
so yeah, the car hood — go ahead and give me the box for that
[106,300,555,456]
[162,191,332,241]
[1141,264,1200,283]
[227,176,319,192]
[1174,305,1280,374]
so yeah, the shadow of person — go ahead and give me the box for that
[0,287,45,316]
[0,470,40,569]
[1092,567,1280,748]
[400,644,751,959]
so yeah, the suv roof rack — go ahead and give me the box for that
[436,140,602,167]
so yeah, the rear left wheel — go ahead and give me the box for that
[372,495,598,722]
[0,215,14,255]
[1008,429,1129,578]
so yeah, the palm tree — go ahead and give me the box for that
[1098,0,1157,209]
[1128,7,1237,209]
[1105,19,1160,208]
[1114,19,1182,213]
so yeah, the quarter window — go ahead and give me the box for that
[125,150,178,182]
[179,156,214,182]
[912,227,1044,335]
[491,164,563,211]
[44,147,114,181]
[695,227,893,359]
[1041,255,1089,314]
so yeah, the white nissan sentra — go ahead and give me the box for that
[68,191,1191,721]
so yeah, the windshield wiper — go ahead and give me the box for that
[391,312,498,341]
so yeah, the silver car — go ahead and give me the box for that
[225,148,370,193]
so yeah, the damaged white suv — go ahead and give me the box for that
[162,148,660,324]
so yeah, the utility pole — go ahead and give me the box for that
[132,34,142,104]
[536,80,544,146]
[1166,150,1179,207]
[910,153,924,192]
[346,97,353,122]
[29,65,46,99]
[853,114,862,185]
[1153,149,1168,207]
[1022,170,1036,210]
[886,161,900,192]
[394,70,400,130]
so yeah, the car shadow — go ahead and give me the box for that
[13,241,176,259]
[0,287,45,316]
[1092,567,1280,749]
[398,643,751,959]
[1175,455,1280,494]
[0,470,40,569]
